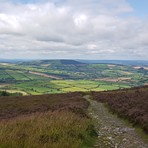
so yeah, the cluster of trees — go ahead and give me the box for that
[0,91,22,96]
[0,91,10,96]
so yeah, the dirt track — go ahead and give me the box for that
[85,95,148,148]
[29,71,62,80]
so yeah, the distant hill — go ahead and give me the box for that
[19,59,83,66]
[60,60,82,65]
[1,59,148,66]
[78,60,148,66]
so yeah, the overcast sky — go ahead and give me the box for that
[0,0,148,60]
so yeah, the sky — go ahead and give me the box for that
[0,0,148,60]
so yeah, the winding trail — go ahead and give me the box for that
[84,95,148,148]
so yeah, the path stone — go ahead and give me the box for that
[84,95,148,148]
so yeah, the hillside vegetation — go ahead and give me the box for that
[91,86,148,133]
[0,92,97,148]
[0,85,148,147]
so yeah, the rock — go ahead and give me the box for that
[122,138,127,142]
[115,144,118,148]
[107,137,113,140]
[119,127,134,133]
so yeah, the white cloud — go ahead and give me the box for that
[0,0,147,60]
[88,44,97,50]
[73,14,88,28]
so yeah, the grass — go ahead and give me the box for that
[98,85,120,90]
[6,70,30,81]
[0,79,130,95]
[0,74,12,80]
[0,92,97,147]
[0,89,28,95]
[0,111,96,148]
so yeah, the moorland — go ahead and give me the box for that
[0,86,148,147]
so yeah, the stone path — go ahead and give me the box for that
[85,95,148,148]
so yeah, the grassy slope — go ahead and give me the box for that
[0,92,97,148]
[91,86,148,133]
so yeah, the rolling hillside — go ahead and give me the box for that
[0,60,147,95]
[19,60,83,66]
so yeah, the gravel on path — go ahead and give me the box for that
[85,95,148,148]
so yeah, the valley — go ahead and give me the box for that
[0,60,147,95]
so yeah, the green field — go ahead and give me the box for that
[0,60,147,95]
